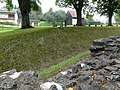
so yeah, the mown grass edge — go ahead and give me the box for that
[38,50,90,78]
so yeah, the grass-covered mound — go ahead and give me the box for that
[0,27,120,73]
[0,28,15,33]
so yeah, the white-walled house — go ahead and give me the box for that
[0,8,18,24]
[66,10,84,25]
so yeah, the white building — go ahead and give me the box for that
[0,8,18,25]
[66,10,85,25]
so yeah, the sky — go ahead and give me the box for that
[40,0,70,13]
[11,0,70,13]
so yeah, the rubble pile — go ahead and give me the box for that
[50,36,120,90]
[0,70,66,90]
[90,36,120,58]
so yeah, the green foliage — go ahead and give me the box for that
[56,0,73,7]
[115,10,120,23]
[94,0,120,16]
[85,12,96,25]
[4,0,13,11]
[44,8,54,23]
[1,27,120,73]
[56,0,88,8]
[30,0,41,11]
[53,22,57,27]
[54,10,66,22]
[45,8,66,25]
[86,12,94,20]
[1,22,15,25]
[5,0,41,11]
[36,12,45,21]
[94,0,120,26]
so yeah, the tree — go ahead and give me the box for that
[4,0,41,29]
[56,0,89,26]
[44,8,54,23]
[94,0,120,26]
[86,12,94,21]
[36,11,45,21]
[18,0,41,29]
[115,10,120,24]
[54,10,66,22]
[44,8,66,26]
[6,0,13,11]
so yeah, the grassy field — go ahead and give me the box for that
[39,21,52,26]
[0,28,15,33]
[1,26,120,77]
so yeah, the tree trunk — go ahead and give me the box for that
[18,0,33,29]
[108,13,113,26]
[76,9,82,26]
[21,11,33,29]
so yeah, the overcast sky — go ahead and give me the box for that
[12,0,70,13]
[40,0,70,13]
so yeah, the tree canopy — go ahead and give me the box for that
[6,0,13,11]
[115,10,120,23]
[44,8,66,24]
[54,10,66,22]
[44,8,54,23]
[94,0,120,26]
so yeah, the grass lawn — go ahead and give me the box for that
[39,21,52,26]
[0,24,19,34]
[1,26,120,78]
[0,28,15,33]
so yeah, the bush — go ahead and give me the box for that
[0,22,16,26]
[53,23,57,27]
[88,21,101,25]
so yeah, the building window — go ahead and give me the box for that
[8,14,14,18]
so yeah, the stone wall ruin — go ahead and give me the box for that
[0,36,120,90]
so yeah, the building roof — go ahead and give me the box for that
[68,10,77,18]
[0,8,17,13]
[68,10,85,18]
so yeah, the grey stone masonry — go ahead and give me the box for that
[0,70,66,90]
[90,36,120,58]
[49,36,120,90]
